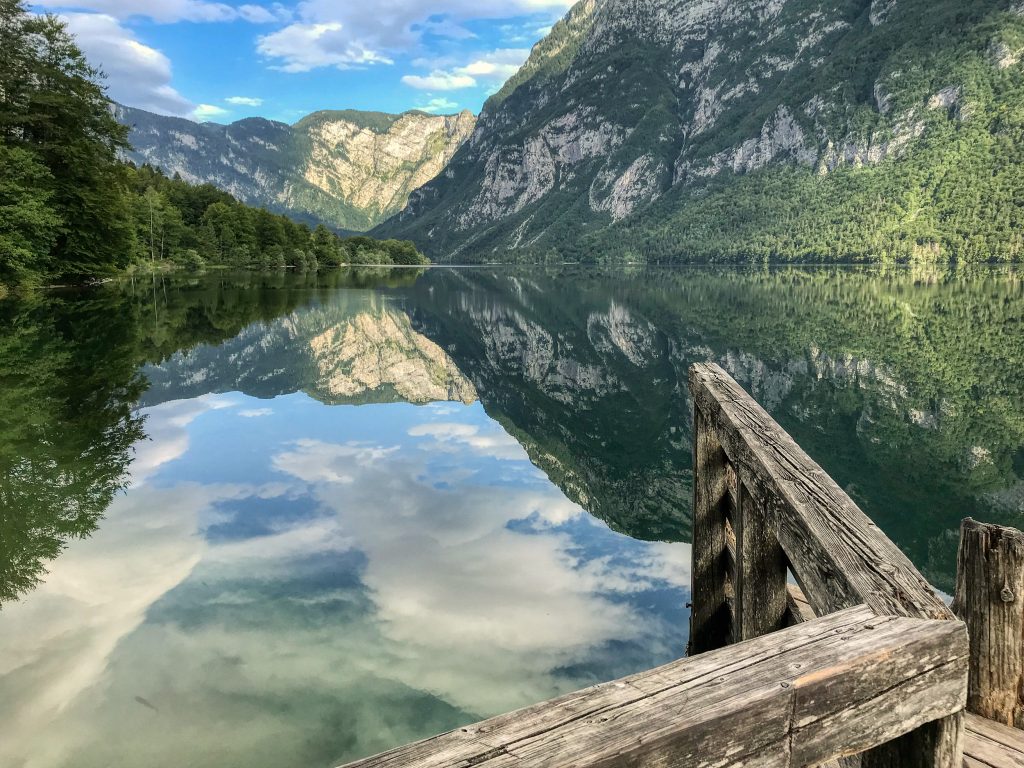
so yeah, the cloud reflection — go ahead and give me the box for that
[0,395,689,768]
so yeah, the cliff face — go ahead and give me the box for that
[117,106,476,232]
[140,295,477,406]
[376,0,1024,262]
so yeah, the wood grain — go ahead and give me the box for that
[735,477,789,641]
[689,363,964,767]
[689,363,950,622]
[952,519,1024,728]
[343,607,968,768]
[689,406,733,654]
[964,712,1024,767]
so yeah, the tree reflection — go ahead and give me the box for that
[0,293,145,604]
[0,267,426,605]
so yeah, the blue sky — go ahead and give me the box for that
[31,0,572,123]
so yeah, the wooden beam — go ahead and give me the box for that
[343,606,968,768]
[689,363,964,767]
[689,363,950,622]
[951,519,1024,728]
[689,405,732,654]
[735,477,789,641]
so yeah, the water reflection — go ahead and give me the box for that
[403,266,1024,590]
[1,265,1023,767]
[0,392,688,768]
[141,290,476,406]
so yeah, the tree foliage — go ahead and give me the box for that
[0,1,426,286]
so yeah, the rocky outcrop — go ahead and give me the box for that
[676,106,817,182]
[117,105,475,232]
[298,111,476,228]
[376,0,1014,261]
[141,299,476,406]
[309,310,476,404]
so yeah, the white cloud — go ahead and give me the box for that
[37,0,290,24]
[265,434,691,716]
[193,103,230,120]
[130,396,236,486]
[60,13,193,115]
[257,21,393,73]
[237,406,272,416]
[272,439,399,484]
[225,96,264,106]
[257,1,570,74]
[0,482,215,766]
[416,17,476,40]
[401,71,475,90]
[408,421,526,460]
[459,47,529,79]
[238,3,290,23]
[402,48,530,92]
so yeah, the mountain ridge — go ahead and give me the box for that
[117,104,476,232]
[375,0,1024,263]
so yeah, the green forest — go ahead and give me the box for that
[0,0,425,290]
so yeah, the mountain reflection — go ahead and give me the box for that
[142,291,476,407]
[0,269,421,606]
[1,265,1023,768]
[401,265,1024,592]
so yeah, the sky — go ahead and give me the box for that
[29,0,573,124]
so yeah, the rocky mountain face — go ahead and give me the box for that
[400,266,1024,590]
[377,0,1024,262]
[117,105,476,232]
[140,294,477,407]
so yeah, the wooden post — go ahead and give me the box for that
[691,363,966,768]
[951,518,1024,728]
[734,477,788,641]
[689,406,732,655]
[860,716,964,768]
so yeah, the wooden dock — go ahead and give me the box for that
[343,363,1024,768]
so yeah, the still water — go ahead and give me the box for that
[1,265,1022,767]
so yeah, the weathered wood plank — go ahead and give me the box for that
[689,363,964,768]
[786,582,817,626]
[735,477,789,641]
[951,519,1024,728]
[964,712,1024,767]
[343,606,968,768]
[689,363,951,622]
[347,608,878,768]
[689,406,732,654]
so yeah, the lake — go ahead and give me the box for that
[1,265,1022,768]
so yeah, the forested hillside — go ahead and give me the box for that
[124,165,428,272]
[377,0,1024,264]
[0,1,424,289]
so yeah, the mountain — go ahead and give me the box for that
[117,105,476,232]
[376,0,1024,263]
[398,266,1024,590]
[139,291,477,407]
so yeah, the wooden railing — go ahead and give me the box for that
[688,362,967,766]
[343,363,971,768]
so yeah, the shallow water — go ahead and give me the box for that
[1,265,1022,767]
